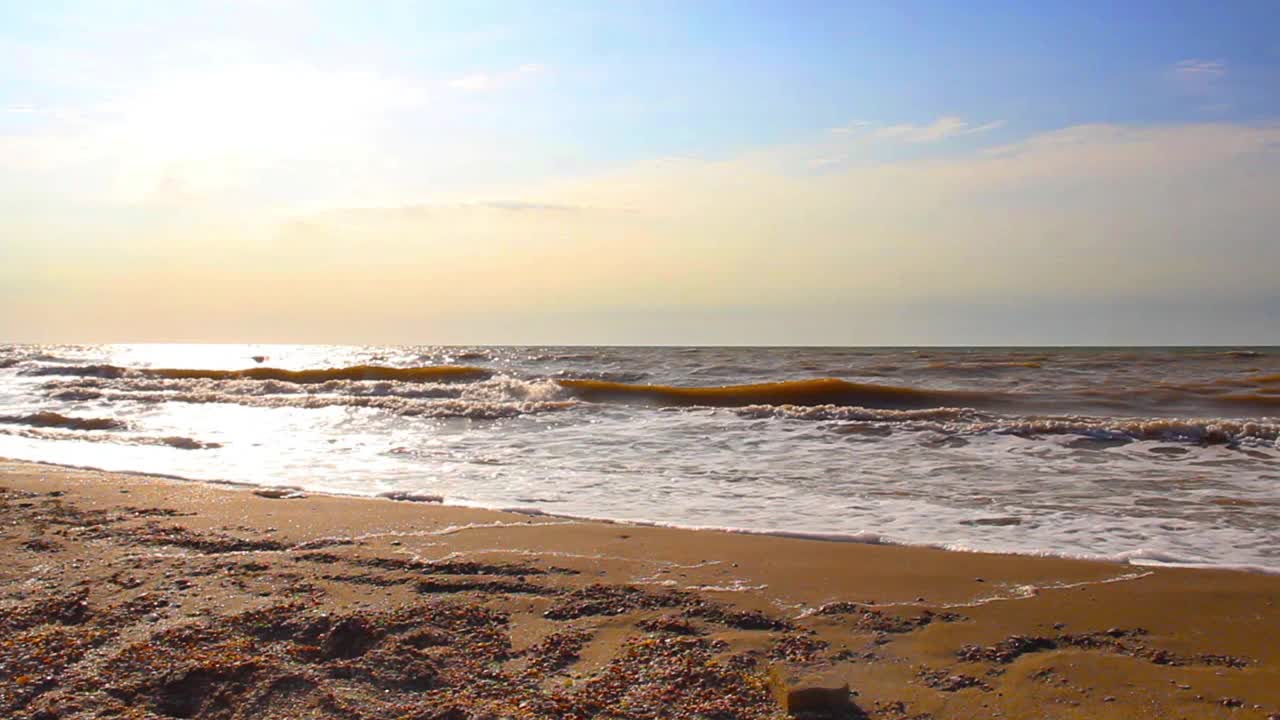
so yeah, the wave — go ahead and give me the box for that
[924,360,1043,370]
[24,358,1280,419]
[737,404,1280,444]
[56,389,577,420]
[551,370,651,383]
[0,425,218,449]
[43,376,479,400]
[1220,393,1280,409]
[26,364,493,384]
[735,405,986,422]
[557,377,992,409]
[40,371,989,411]
[0,411,126,431]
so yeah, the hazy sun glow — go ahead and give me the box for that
[2,2,1278,344]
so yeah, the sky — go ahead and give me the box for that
[2,0,1279,345]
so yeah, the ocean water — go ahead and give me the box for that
[1,344,1278,571]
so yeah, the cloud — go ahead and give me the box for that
[311,200,595,223]
[273,121,1280,311]
[483,200,585,212]
[826,116,1003,144]
[519,121,1280,306]
[1172,60,1228,100]
[827,121,870,135]
[871,116,1004,143]
[0,63,428,205]
[794,116,1004,169]
[6,116,1280,343]
[447,63,546,93]
[1174,59,1226,78]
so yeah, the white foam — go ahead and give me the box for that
[4,343,1279,574]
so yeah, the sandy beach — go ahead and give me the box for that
[2,458,1278,719]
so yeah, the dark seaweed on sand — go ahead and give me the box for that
[2,598,787,720]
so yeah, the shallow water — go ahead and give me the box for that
[1,344,1277,570]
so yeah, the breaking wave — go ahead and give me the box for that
[44,388,577,420]
[22,360,1280,415]
[37,373,576,419]
[25,364,493,384]
[738,404,1280,444]
[558,377,994,409]
[0,412,127,431]
[0,426,219,449]
[33,365,993,410]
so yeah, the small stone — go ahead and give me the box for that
[322,617,376,659]
[1103,696,1116,702]
[770,668,855,717]
[253,488,306,500]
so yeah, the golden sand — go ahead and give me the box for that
[1,459,1277,719]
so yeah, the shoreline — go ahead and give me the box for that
[2,459,1279,719]
[7,456,1275,576]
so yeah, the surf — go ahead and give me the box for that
[0,412,126,431]
[556,377,994,409]
[28,364,494,384]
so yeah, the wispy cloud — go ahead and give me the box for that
[448,63,546,93]
[318,200,592,222]
[827,121,870,135]
[806,116,1004,169]
[825,116,1003,144]
[1172,59,1229,106]
[1174,59,1227,78]
[872,116,1004,143]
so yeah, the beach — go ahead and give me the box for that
[7,0,1280,717]
[3,459,1277,719]
[5,345,1279,573]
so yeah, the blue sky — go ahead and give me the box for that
[6,1,1277,160]
[2,1,1278,343]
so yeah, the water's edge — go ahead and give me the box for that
[7,455,1273,576]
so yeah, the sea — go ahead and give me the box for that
[1,344,1277,572]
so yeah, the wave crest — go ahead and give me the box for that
[739,404,1280,444]
[27,364,493,384]
[0,412,126,431]
[558,377,990,409]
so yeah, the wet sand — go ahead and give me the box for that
[1,459,1278,719]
